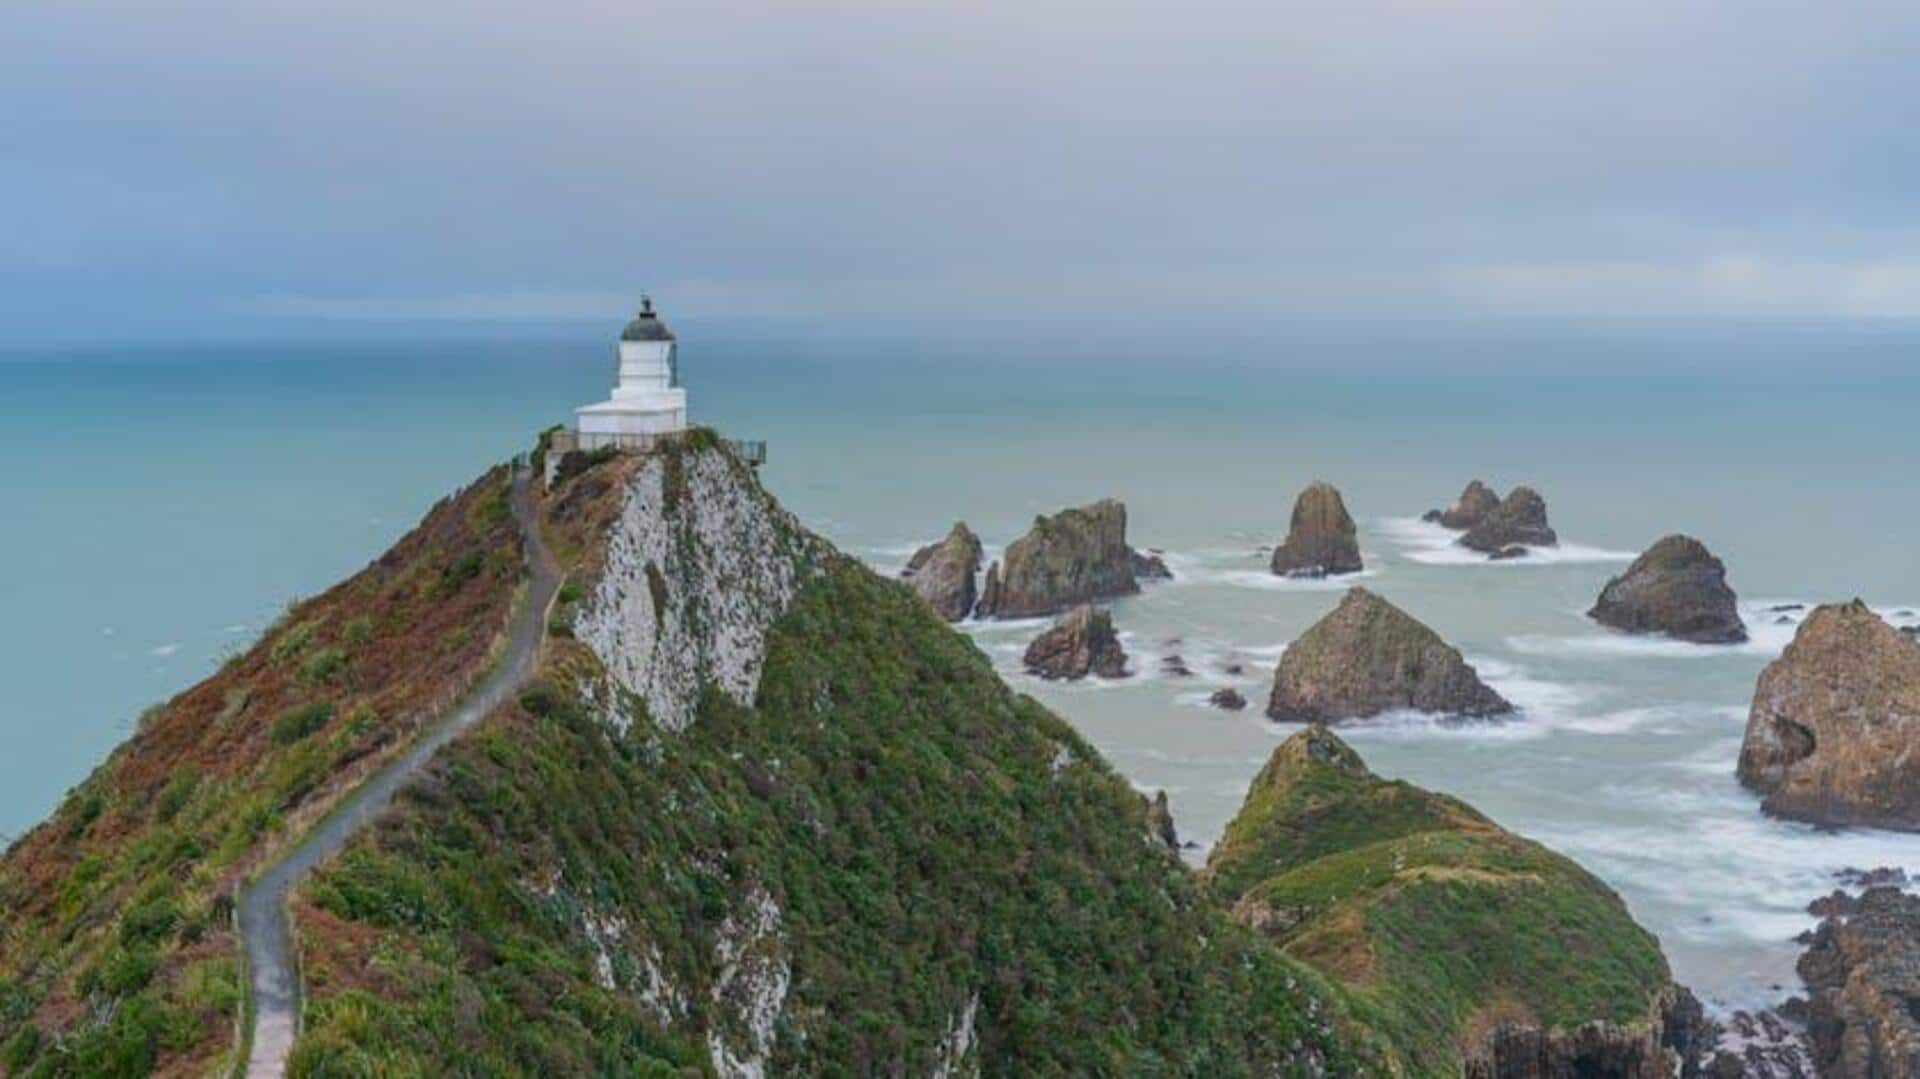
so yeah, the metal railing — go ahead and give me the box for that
[546,428,767,465]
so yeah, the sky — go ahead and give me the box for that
[4,0,1920,340]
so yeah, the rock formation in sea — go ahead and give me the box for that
[973,498,1166,619]
[1737,600,1920,830]
[1266,587,1512,723]
[1423,479,1501,530]
[1269,481,1364,578]
[1588,534,1749,644]
[1022,604,1129,680]
[1459,485,1559,554]
[1205,725,1713,1077]
[1145,790,1179,849]
[1209,688,1248,711]
[899,521,982,621]
[1797,885,1920,1076]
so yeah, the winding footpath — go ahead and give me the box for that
[238,466,560,1077]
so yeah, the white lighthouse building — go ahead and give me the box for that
[549,299,764,475]
[573,297,687,447]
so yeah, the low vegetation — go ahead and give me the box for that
[1205,726,1671,1072]
[0,468,525,1076]
[288,558,1380,1075]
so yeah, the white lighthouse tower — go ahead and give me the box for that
[573,297,687,448]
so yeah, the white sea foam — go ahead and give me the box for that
[149,642,179,657]
[1376,516,1635,567]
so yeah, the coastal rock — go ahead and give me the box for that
[899,521,982,622]
[1131,548,1173,580]
[1207,726,1703,1077]
[1459,485,1559,554]
[1266,588,1512,723]
[1589,534,1749,644]
[1022,604,1129,680]
[1797,886,1920,1077]
[1737,600,1920,830]
[1161,654,1194,677]
[1209,688,1248,711]
[974,499,1162,619]
[1425,479,1501,530]
[1145,791,1179,849]
[1269,481,1364,578]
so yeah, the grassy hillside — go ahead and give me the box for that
[1205,726,1672,1073]
[287,548,1377,1075]
[0,469,525,1077]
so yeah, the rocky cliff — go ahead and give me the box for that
[1205,726,1699,1076]
[282,443,1376,1077]
[1737,600,1920,830]
[1590,534,1748,644]
[1267,587,1512,723]
[900,522,983,621]
[1798,886,1920,1077]
[1270,481,1364,578]
[973,499,1162,619]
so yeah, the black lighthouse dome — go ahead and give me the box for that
[619,296,675,342]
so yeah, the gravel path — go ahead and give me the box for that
[238,466,559,1076]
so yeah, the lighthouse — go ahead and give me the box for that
[573,297,687,448]
[550,299,764,475]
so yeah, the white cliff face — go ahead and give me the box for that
[705,886,791,1079]
[576,446,822,732]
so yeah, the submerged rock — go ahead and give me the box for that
[1424,479,1501,530]
[1269,481,1363,578]
[1131,548,1173,581]
[975,499,1164,619]
[1459,485,1559,554]
[1797,885,1920,1077]
[1022,604,1129,680]
[1589,534,1748,644]
[1161,654,1195,678]
[1737,600,1920,830]
[1266,587,1511,723]
[1209,688,1248,711]
[1489,545,1529,561]
[899,521,983,621]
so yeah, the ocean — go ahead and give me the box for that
[4,321,1918,1013]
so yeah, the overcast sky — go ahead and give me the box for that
[5,0,1918,339]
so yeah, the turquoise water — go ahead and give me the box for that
[4,324,1918,1010]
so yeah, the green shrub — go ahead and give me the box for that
[344,617,375,648]
[271,702,333,746]
[299,647,348,687]
[119,896,181,947]
[94,947,158,996]
[3,1024,39,1071]
[270,619,323,666]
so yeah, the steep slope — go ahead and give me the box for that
[1206,726,1694,1076]
[284,444,1374,1076]
[0,467,526,1076]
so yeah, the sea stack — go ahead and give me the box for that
[1023,604,1129,680]
[1266,587,1511,723]
[1588,534,1748,644]
[1737,600,1920,830]
[1269,482,1363,578]
[975,499,1164,619]
[1458,486,1558,554]
[1423,479,1500,530]
[900,522,983,621]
